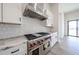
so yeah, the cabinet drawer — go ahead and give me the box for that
[0,43,26,55]
[2,3,22,24]
[11,50,26,55]
[51,32,57,37]
[52,34,57,37]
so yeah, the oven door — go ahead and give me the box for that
[32,48,39,55]
[29,48,39,55]
[43,41,50,50]
[42,38,51,55]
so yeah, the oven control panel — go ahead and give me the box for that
[27,36,51,51]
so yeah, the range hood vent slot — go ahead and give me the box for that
[23,8,47,21]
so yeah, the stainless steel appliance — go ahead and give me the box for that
[25,32,51,55]
[23,4,47,21]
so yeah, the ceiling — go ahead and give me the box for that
[59,3,79,13]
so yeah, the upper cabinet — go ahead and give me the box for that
[0,4,1,22]
[36,3,44,15]
[3,3,22,24]
[27,3,35,11]
[43,4,54,27]
[0,3,22,24]
[46,10,54,27]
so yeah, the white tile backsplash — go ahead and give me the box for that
[0,17,50,39]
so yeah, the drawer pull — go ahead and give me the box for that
[11,49,19,54]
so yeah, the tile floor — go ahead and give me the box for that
[47,36,79,55]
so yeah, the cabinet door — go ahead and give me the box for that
[27,3,35,10]
[46,10,53,26]
[36,3,44,13]
[0,3,1,22]
[50,36,54,47]
[3,3,22,24]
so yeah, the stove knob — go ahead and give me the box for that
[30,43,33,48]
[33,43,36,45]
[45,38,47,40]
[37,41,40,44]
[41,40,43,42]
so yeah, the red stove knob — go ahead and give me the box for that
[41,40,43,42]
[33,43,36,45]
[37,41,40,44]
[30,43,33,48]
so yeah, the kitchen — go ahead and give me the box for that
[0,3,58,55]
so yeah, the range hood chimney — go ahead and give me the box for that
[23,8,47,21]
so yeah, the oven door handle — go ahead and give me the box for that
[11,49,19,54]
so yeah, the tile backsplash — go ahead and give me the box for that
[0,17,50,39]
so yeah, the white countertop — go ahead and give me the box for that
[0,32,57,49]
[0,36,27,49]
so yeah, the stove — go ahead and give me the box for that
[37,32,50,36]
[24,34,38,40]
[24,32,50,40]
[24,32,51,55]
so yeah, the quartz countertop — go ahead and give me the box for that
[0,36,27,49]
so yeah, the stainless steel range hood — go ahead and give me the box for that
[23,7,47,21]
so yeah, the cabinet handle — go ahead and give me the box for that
[11,49,19,54]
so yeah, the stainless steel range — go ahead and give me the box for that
[25,32,51,55]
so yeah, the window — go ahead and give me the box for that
[67,20,79,37]
[78,21,79,36]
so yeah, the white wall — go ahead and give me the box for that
[65,10,79,20]
[58,3,79,13]
[58,13,64,39]
[0,17,50,39]
[49,3,59,32]
[64,10,79,35]
[56,4,65,40]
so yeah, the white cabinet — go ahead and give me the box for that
[2,3,22,24]
[27,3,35,11]
[0,36,27,55]
[43,9,54,27]
[46,10,53,26]
[50,32,58,47]
[43,4,54,27]
[0,42,27,55]
[36,3,44,14]
[0,4,1,22]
